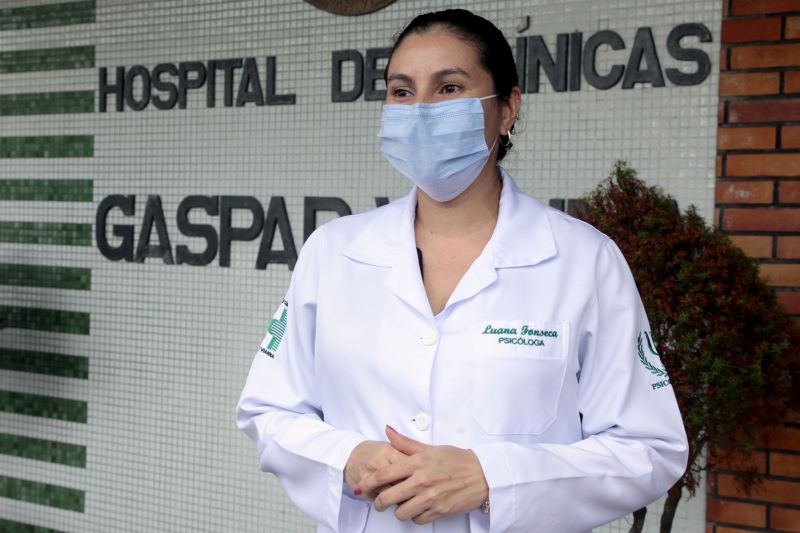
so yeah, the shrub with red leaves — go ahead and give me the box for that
[578,161,800,533]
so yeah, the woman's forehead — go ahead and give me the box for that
[388,28,484,79]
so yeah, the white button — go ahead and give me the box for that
[420,330,438,346]
[413,412,431,431]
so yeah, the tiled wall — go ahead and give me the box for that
[0,0,719,531]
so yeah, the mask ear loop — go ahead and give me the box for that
[488,134,500,153]
[480,94,501,152]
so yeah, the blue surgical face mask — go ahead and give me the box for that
[377,94,499,202]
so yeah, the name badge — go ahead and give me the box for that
[475,320,568,360]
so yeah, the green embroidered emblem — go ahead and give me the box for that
[637,331,668,378]
[267,308,287,351]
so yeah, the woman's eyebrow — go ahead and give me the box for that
[386,67,471,85]
[386,73,414,85]
[431,67,471,80]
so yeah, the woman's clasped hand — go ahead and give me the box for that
[344,425,489,525]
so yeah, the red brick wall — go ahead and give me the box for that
[710,0,800,531]
[706,415,800,532]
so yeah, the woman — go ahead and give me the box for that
[237,9,688,533]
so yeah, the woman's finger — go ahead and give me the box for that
[410,508,440,526]
[386,425,428,455]
[393,492,430,522]
[358,456,416,498]
[372,477,417,512]
[365,478,403,501]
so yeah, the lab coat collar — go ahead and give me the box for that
[342,187,417,268]
[343,167,558,270]
[491,167,557,268]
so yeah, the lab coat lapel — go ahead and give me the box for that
[444,169,557,310]
[491,168,558,268]
[384,238,435,320]
[443,249,498,311]
[383,187,436,319]
[343,187,435,320]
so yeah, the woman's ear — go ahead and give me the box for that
[501,86,522,135]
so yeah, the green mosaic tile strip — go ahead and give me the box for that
[0,178,93,201]
[0,1,95,31]
[0,475,84,512]
[0,222,91,246]
[0,518,66,533]
[0,263,91,290]
[0,390,87,423]
[0,347,88,379]
[0,306,90,335]
[0,91,94,116]
[0,433,85,467]
[0,135,93,158]
[0,45,94,74]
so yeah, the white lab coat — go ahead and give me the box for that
[236,167,689,533]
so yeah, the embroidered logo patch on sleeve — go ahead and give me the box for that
[637,330,671,390]
[260,299,288,358]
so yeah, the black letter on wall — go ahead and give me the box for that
[666,23,712,86]
[135,195,174,264]
[96,195,135,261]
[178,61,208,109]
[622,27,665,89]
[219,196,265,267]
[176,195,219,266]
[152,63,178,110]
[237,57,265,106]
[99,66,125,112]
[582,31,625,90]
[526,34,569,93]
[364,48,392,101]
[515,37,527,93]
[124,65,151,111]
[568,32,583,91]
[215,58,242,107]
[332,50,364,102]
[265,56,296,105]
[257,196,298,270]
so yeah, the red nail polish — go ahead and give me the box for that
[354,486,362,496]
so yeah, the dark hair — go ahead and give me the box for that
[384,9,520,160]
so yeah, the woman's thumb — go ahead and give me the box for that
[385,424,427,454]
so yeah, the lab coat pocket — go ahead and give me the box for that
[470,321,569,435]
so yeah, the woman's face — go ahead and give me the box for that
[385,27,516,153]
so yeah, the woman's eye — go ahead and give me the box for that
[441,84,461,94]
[391,88,411,98]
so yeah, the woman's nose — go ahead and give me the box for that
[414,93,446,105]
[410,86,440,104]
